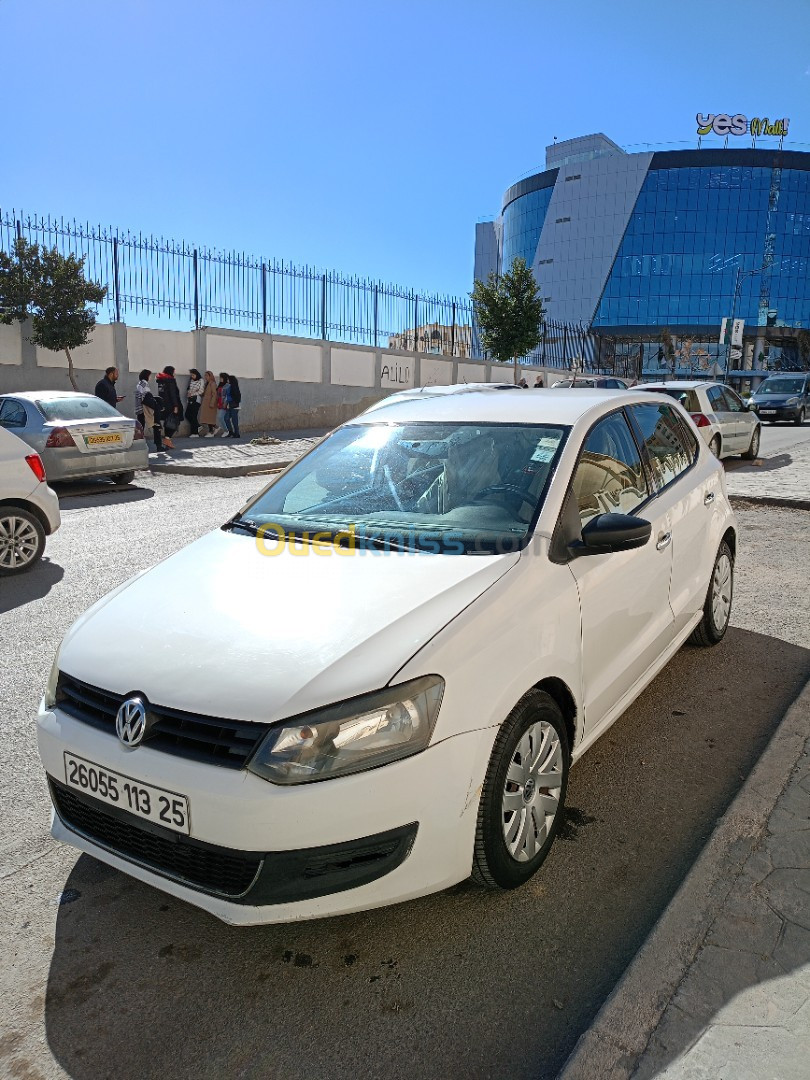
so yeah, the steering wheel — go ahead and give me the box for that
[471,484,529,507]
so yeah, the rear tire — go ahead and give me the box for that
[472,691,569,890]
[741,425,760,460]
[689,540,733,647]
[113,471,135,486]
[795,408,806,426]
[709,435,721,458]
[0,507,46,576]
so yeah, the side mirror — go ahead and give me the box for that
[569,513,652,558]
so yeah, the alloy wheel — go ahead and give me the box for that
[0,515,40,570]
[711,553,733,634]
[749,427,760,457]
[501,721,563,862]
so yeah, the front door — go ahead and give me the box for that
[566,409,675,732]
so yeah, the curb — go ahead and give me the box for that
[148,459,292,478]
[557,678,810,1080]
[728,493,810,511]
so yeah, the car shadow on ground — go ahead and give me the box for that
[725,452,793,474]
[0,558,64,613]
[40,628,810,1080]
[53,483,155,509]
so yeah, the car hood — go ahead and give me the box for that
[58,528,519,725]
[753,396,798,406]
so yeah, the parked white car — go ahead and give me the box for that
[0,425,61,575]
[38,389,736,924]
[639,381,760,460]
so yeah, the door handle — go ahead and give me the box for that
[704,492,715,505]
[656,532,672,551]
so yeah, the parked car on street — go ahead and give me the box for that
[749,373,810,425]
[0,425,61,575]
[638,380,760,460]
[38,388,736,925]
[551,376,630,389]
[0,392,149,485]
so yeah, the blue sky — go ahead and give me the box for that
[3,0,809,298]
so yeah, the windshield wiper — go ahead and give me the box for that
[222,517,262,534]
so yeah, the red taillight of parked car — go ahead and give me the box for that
[25,454,47,483]
[45,426,76,448]
[690,413,711,428]
[133,422,145,440]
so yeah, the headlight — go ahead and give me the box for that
[44,650,62,709]
[785,397,799,405]
[247,675,444,785]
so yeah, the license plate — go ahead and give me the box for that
[84,433,123,447]
[63,752,190,834]
[759,409,776,414]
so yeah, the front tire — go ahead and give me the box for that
[0,508,46,576]
[112,471,135,486]
[472,691,569,890]
[741,425,760,460]
[795,408,806,427]
[689,540,734,647]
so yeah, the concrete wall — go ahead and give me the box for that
[0,322,559,431]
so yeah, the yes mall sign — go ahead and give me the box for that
[696,113,790,138]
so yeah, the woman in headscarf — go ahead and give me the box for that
[185,368,205,436]
[198,370,218,436]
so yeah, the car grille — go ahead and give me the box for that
[57,674,270,770]
[51,780,263,898]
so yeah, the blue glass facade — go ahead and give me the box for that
[501,184,554,272]
[593,164,810,329]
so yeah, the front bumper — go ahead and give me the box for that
[38,702,493,925]
[754,405,802,421]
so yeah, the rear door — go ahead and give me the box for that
[627,402,717,635]
[720,386,751,451]
[566,409,675,731]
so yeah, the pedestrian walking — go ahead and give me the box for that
[215,372,229,437]
[185,369,204,436]
[534,375,544,388]
[94,367,125,409]
[157,366,182,443]
[135,369,167,451]
[198,371,218,436]
[224,375,242,438]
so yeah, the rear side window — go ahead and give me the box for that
[639,387,701,412]
[36,397,120,422]
[628,403,694,490]
[706,385,727,413]
[572,412,649,526]
[0,399,27,428]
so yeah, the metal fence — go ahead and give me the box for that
[1,209,600,368]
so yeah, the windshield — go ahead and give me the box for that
[756,378,805,396]
[639,387,701,411]
[36,397,121,422]
[233,421,568,554]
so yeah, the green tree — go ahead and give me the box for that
[0,236,107,390]
[471,257,544,383]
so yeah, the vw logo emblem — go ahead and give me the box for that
[116,697,147,747]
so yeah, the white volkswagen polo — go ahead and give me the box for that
[38,389,736,925]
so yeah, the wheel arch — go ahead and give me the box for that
[721,524,737,563]
[0,498,52,535]
[530,677,578,754]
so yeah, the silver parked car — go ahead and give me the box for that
[0,392,149,484]
[551,376,630,389]
[638,381,760,460]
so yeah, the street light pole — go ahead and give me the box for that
[723,263,770,381]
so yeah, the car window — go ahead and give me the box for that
[706,385,727,413]
[572,412,649,527]
[721,387,743,412]
[629,404,694,490]
[0,399,27,428]
[638,387,701,412]
[756,377,804,396]
[35,397,120,422]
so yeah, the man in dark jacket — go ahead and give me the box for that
[156,367,182,438]
[94,367,124,409]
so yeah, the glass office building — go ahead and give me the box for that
[474,135,810,374]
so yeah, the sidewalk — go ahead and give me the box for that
[559,680,810,1080]
[147,428,327,477]
[725,440,810,509]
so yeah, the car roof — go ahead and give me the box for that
[347,387,677,426]
[1,390,98,402]
[641,380,707,390]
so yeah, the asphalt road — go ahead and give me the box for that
[1,468,809,1080]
